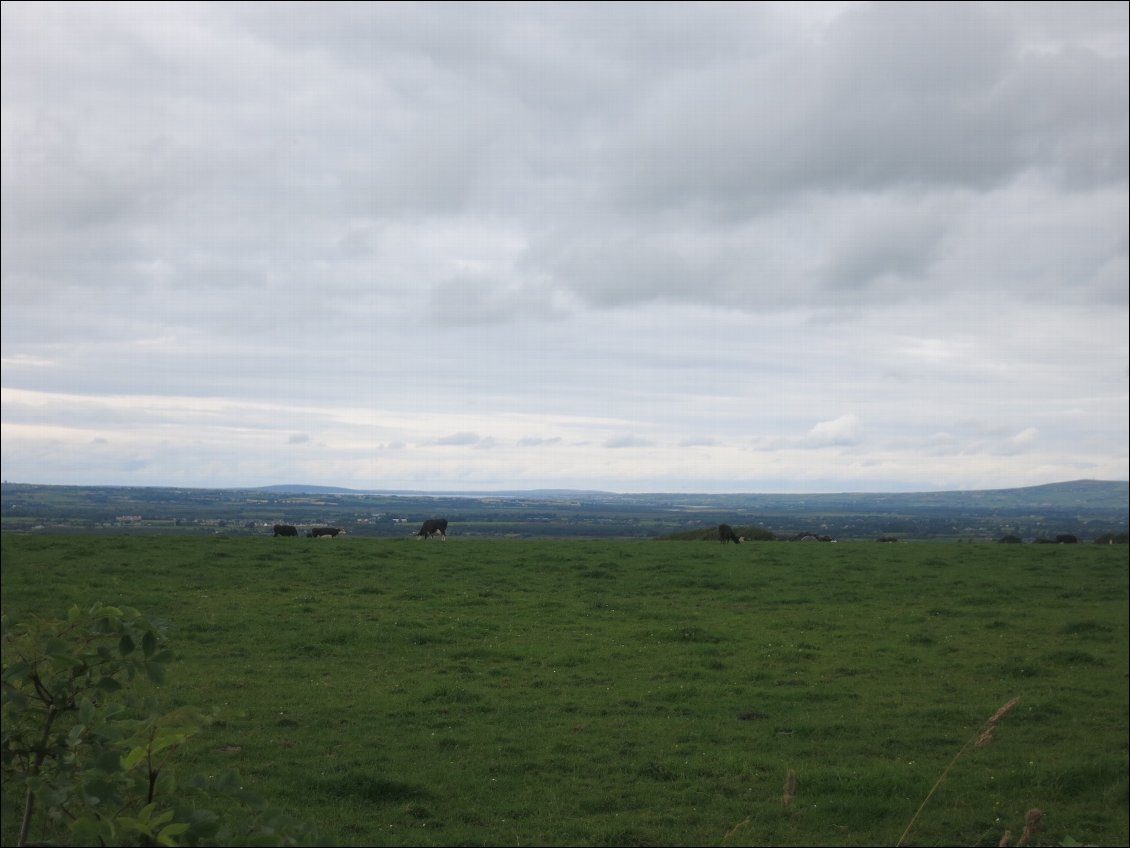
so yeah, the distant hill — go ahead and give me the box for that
[252,484,372,495]
[251,484,616,498]
[249,479,1125,505]
[624,479,1128,510]
[963,479,1127,508]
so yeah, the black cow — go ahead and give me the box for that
[718,523,742,544]
[273,524,298,537]
[417,518,448,540]
[1055,534,1079,544]
[307,527,344,538]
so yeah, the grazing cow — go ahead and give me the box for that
[1055,534,1079,544]
[273,524,298,537]
[417,518,448,540]
[718,523,743,544]
[307,527,344,538]
[789,533,836,543]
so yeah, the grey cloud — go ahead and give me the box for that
[428,271,563,325]
[1,2,1125,493]
[518,437,563,447]
[431,432,483,446]
[595,2,1126,235]
[605,435,655,449]
[533,230,727,309]
[678,436,718,447]
[811,194,950,298]
[5,1,1124,325]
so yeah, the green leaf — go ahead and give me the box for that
[96,675,124,693]
[94,749,124,772]
[70,815,115,843]
[146,661,166,685]
[78,698,97,724]
[81,776,120,806]
[45,636,71,657]
[122,745,148,770]
[119,633,136,656]
[150,807,176,827]
[158,821,191,846]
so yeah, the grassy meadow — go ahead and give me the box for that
[2,532,1127,847]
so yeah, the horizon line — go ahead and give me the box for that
[3,478,1126,499]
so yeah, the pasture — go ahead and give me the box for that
[2,533,1127,847]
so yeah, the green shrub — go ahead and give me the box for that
[1,603,321,846]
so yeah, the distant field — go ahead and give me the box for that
[3,480,1127,541]
[2,534,1127,847]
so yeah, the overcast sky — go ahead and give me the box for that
[2,1,1127,494]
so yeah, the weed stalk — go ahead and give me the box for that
[896,697,1021,847]
[783,768,797,808]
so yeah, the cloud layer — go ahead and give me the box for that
[2,2,1127,492]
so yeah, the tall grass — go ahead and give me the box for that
[2,534,1127,846]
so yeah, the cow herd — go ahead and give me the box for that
[274,521,757,544]
[272,520,1088,544]
[271,520,447,539]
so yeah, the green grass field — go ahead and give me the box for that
[2,533,1127,847]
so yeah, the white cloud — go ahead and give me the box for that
[803,414,865,448]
